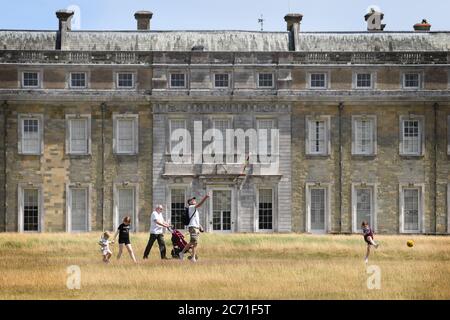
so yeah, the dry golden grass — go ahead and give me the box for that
[0,232,449,300]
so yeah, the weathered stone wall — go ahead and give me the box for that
[1,102,152,232]
[291,102,450,234]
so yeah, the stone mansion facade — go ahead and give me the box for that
[0,9,449,234]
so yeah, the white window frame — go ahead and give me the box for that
[402,72,422,89]
[169,72,187,89]
[112,113,139,155]
[351,183,377,233]
[65,114,91,155]
[213,73,231,89]
[352,71,376,89]
[307,72,329,89]
[399,183,425,234]
[352,115,377,155]
[113,183,139,232]
[305,116,331,156]
[18,184,43,233]
[69,72,88,89]
[66,183,91,233]
[18,113,44,155]
[257,72,275,89]
[305,183,331,233]
[399,115,425,156]
[21,71,41,88]
[115,72,136,89]
[256,187,276,232]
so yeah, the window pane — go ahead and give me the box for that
[71,73,86,88]
[355,119,373,154]
[404,74,419,88]
[117,119,134,153]
[258,73,273,87]
[258,119,274,156]
[215,74,229,87]
[169,119,187,154]
[310,188,325,230]
[171,189,185,230]
[357,73,371,88]
[259,189,273,230]
[212,190,232,231]
[310,120,325,153]
[70,119,88,153]
[171,74,186,87]
[404,189,419,231]
[23,189,39,231]
[118,188,134,229]
[310,73,326,88]
[213,119,230,153]
[403,120,420,154]
[23,72,38,87]
[356,188,372,229]
[22,119,40,154]
[71,188,88,232]
[118,73,133,88]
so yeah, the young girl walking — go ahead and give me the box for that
[114,216,137,263]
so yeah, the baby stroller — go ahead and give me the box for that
[169,227,198,260]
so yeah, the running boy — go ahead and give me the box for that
[362,221,379,264]
[114,216,137,263]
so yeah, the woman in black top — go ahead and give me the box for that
[114,216,137,263]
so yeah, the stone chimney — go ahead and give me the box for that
[56,10,74,50]
[414,19,431,32]
[134,11,153,30]
[284,13,303,51]
[365,8,386,32]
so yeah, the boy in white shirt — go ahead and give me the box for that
[179,193,210,262]
[143,205,171,260]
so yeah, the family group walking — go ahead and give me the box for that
[98,192,210,263]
